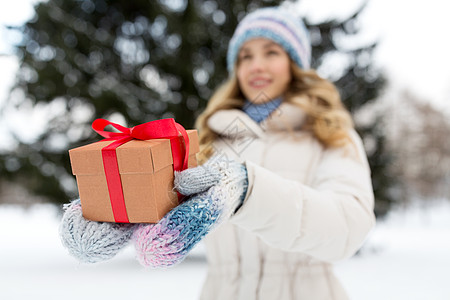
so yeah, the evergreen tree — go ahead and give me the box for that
[1,0,394,217]
[304,3,394,217]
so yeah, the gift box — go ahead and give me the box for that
[68,119,199,223]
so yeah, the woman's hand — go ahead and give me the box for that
[59,200,136,263]
[133,156,248,268]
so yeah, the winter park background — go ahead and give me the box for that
[1,0,450,299]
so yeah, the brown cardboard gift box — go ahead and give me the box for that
[69,130,199,223]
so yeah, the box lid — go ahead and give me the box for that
[186,129,199,154]
[69,130,199,175]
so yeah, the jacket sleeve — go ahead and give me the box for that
[229,130,376,262]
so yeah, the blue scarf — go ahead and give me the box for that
[242,98,282,123]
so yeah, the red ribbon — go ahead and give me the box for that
[92,118,190,223]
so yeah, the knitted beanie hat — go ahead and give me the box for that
[227,7,311,74]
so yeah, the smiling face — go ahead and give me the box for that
[236,38,292,103]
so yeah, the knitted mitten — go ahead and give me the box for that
[59,200,136,263]
[133,157,248,268]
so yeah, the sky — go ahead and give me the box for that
[0,0,450,127]
[296,0,450,111]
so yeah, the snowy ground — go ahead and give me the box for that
[1,201,449,300]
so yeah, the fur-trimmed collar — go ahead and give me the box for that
[207,102,307,138]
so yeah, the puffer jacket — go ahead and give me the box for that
[199,102,375,300]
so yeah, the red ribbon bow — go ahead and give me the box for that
[92,118,190,223]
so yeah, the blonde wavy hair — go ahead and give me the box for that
[195,62,354,162]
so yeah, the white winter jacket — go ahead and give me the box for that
[200,102,375,300]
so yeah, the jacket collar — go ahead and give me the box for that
[207,102,307,138]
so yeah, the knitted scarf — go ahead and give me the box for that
[242,97,282,123]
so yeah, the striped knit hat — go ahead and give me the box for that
[227,7,311,74]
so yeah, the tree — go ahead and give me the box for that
[386,91,450,203]
[303,2,393,217]
[1,0,394,217]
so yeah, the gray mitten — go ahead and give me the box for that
[59,200,136,263]
[174,155,248,216]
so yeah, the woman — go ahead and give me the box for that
[60,6,375,300]
[191,7,375,299]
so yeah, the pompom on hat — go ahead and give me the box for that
[227,6,311,74]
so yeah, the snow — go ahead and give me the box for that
[335,202,450,299]
[1,201,450,299]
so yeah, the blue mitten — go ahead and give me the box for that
[59,200,136,263]
[133,156,248,268]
